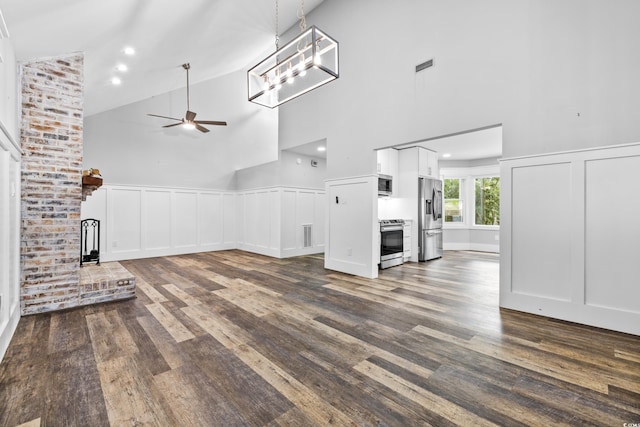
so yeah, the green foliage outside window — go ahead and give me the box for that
[475,177,500,225]
[444,178,463,223]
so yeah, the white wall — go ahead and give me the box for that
[81,185,237,262]
[281,0,640,176]
[277,0,640,278]
[0,23,20,362]
[501,143,640,336]
[83,69,278,190]
[235,150,326,191]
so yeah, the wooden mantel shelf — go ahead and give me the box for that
[82,175,103,201]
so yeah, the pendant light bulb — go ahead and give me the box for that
[298,55,307,77]
[183,122,195,130]
[286,62,294,83]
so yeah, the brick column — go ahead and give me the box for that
[20,54,84,314]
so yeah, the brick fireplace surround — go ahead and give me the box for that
[20,54,134,315]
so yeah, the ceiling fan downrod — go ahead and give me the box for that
[183,63,191,113]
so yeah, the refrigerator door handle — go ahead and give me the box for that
[435,189,443,220]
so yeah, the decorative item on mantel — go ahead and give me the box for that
[247,0,339,108]
[82,168,103,201]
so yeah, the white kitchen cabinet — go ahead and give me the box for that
[376,148,398,178]
[418,147,439,178]
[399,146,439,179]
[403,220,412,261]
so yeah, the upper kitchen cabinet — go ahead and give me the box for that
[377,148,398,178]
[418,147,439,178]
[398,146,439,178]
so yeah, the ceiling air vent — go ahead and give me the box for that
[415,58,434,73]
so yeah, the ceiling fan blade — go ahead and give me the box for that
[195,120,227,126]
[185,110,197,121]
[148,113,182,121]
[195,124,210,133]
[162,122,184,128]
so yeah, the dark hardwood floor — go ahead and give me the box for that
[1,250,639,426]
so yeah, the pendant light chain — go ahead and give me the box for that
[298,0,306,33]
[275,0,280,49]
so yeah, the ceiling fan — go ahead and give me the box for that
[148,63,227,133]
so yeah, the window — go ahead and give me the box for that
[444,178,463,223]
[475,176,500,226]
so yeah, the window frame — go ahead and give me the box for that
[440,165,500,231]
[472,175,500,229]
[443,177,465,226]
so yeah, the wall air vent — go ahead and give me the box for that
[303,224,313,248]
[415,58,434,73]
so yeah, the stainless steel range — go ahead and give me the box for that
[380,219,404,269]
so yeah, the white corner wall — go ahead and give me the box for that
[500,142,640,336]
[237,187,325,258]
[325,176,379,279]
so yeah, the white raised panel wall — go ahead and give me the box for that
[0,128,21,361]
[500,143,640,336]
[81,185,237,262]
[237,187,325,258]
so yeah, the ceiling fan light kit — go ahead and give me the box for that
[148,63,227,133]
[247,1,339,108]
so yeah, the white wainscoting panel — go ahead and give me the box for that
[511,162,573,301]
[173,192,198,248]
[223,194,236,245]
[0,143,21,362]
[110,188,142,254]
[282,190,297,250]
[82,185,236,262]
[584,155,640,314]
[199,193,223,246]
[144,190,172,250]
[501,143,640,336]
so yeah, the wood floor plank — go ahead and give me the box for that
[86,310,138,363]
[136,315,189,370]
[145,302,196,343]
[96,355,179,426]
[354,359,498,427]
[135,278,169,303]
[162,283,202,306]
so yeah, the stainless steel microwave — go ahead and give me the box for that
[378,174,393,197]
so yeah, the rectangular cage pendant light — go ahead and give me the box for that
[248,25,339,108]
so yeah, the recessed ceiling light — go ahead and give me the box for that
[442,153,452,158]
[111,77,122,85]
[123,46,135,55]
[116,63,128,72]
[317,146,326,152]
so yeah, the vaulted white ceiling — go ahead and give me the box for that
[1,0,325,116]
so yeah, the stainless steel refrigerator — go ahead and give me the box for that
[418,177,443,261]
